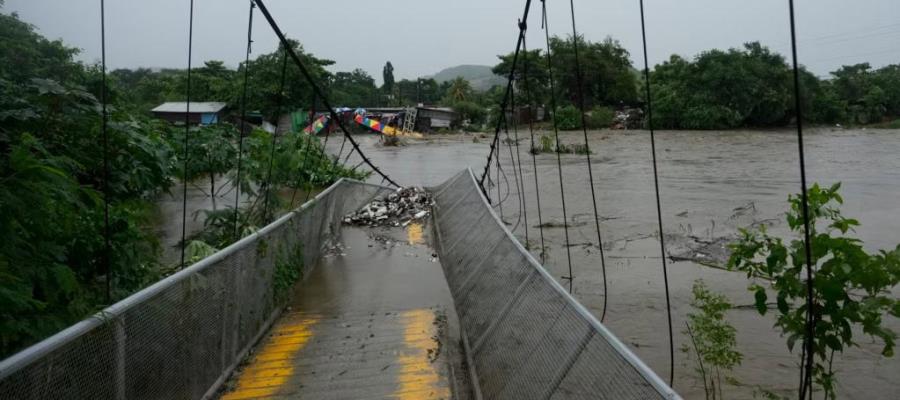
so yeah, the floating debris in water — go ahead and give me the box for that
[343,186,434,227]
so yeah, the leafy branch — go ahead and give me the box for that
[728,182,900,399]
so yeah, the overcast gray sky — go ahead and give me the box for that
[5,0,899,82]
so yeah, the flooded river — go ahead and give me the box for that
[326,128,900,399]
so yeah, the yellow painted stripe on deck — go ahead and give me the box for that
[407,222,424,245]
[393,309,450,399]
[220,314,320,400]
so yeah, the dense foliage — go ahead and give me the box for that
[0,10,366,358]
[493,35,638,112]
[493,37,900,130]
[1,11,172,357]
[648,42,900,129]
[729,183,900,398]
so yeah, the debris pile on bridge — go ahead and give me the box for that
[343,186,434,227]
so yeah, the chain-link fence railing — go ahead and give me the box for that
[432,169,680,400]
[0,179,391,400]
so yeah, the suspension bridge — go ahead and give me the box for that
[0,0,824,398]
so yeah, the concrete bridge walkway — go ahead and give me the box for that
[217,224,466,400]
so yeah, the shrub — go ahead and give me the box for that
[451,100,486,126]
[728,182,900,399]
[554,105,582,130]
[586,106,615,129]
[683,280,742,400]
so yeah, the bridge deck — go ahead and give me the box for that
[218,224,465,400]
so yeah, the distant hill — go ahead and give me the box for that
[428,65,505,92]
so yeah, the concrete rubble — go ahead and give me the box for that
[343,186,435,227]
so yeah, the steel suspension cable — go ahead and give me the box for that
[233,0,255,238]
[786,1,816,398]
[507,73,528,239]
[521,34,547,263]
[262,49,289,224]
[99,0,111,302]
[253,0,399,188]
[567,0,609,321]
[478,0,534,198]
[289,93,315,208]
[302,95,318,203]
[496,134,504,218]
[540,0,575,293]
[179,0,195,269]
[637,0,674,386]
[503,108,524,232]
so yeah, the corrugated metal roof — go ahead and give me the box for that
[151,102,227,113]
[417,106,456,113]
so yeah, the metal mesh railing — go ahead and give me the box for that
[0,179,390,400]
[432,169,680,400]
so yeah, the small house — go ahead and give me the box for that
[415,106,459,131]
[151,102,227,125]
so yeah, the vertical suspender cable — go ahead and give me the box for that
[303,95,321,203]
[504,77,527,235]
[540,0,575,293]
[179,0,195,269]
[786,1,816,398]
[567,0,609,321]
[262,50,289,224]
[638,0,674,386]
[289,92,315,209]
[99,0,111,302]
[521,34,547,263]
[496,135,504,218]
[233,0,255,238]
[510,72,530,243]
[504,108,523,231]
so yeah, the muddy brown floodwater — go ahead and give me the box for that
[326,128,900,400]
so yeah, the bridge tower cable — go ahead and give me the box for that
[786,1,816,398]
[234,0,255,237]
[638,0,675,386]
[567,0,610,322]
[252,0,400,188]
[540,0,576,294]
[521,33,547,263]
[262,49,289,224]
[478,0,534,199]
[179,0,195,269]
[99,0,111,302]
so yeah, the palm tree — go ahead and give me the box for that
[447,77,473,102]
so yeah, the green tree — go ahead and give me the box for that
[240,41,333,120]
[444,77,473,103]
[728,183,900,399]
[649,43,793,129]
[683,280,742,400]
[550,35,638,107]
[492,48,550,107]
[330,68,377,107]
[492,35,638,110]
[1,12,174,356]
[382,61,394,94]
